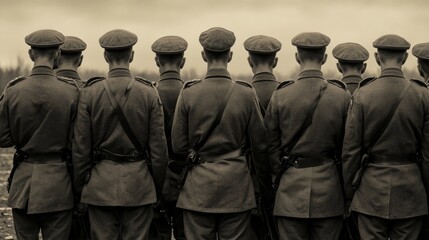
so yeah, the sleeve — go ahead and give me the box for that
[171,90,189,157]
[264,91,282,181]
[0,89,14,147]
[341,93,364,201]
[421,92,429,201]
[248,91,273,205]
[72,89,93,197]
[147,89,168,195]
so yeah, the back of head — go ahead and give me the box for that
[373,34,410,66]
[152,35,187,68]
[292,32,330,65]
[25,29,65,63]
[244,35,281,67]
[105,48,133,64]
[99,29,138,65]
[296,47,326,64]
[199,27,235,64]
[412,42,429,78]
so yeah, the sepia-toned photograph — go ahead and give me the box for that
[0,0,428,239]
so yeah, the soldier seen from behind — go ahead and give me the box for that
[0,29,79,239]
[57,36,87,88]
[72,29,168,239]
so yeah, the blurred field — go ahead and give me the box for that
[0,148,15,239]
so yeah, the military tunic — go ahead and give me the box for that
[342,75,362,95]
[72,68,168,206]
[56,69,84,88]
[265,70,350,218]
[0,66,78,214]
[342,68,429,219]
[172,68,268,213]
[251,72,279,111]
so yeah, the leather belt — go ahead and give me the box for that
[290,157,333,169]
[370,154,417,165]
[23,153,64,164]
[198,149,242,163]
[101,151,147,163]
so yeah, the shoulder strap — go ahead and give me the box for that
[285,82,328,156]
[101,79,144,154]
[193,81,236,151]
[366,81,412,153]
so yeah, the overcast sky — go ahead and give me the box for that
[0,0,427,78]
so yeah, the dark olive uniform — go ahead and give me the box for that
[0,66,79,239]
[265,69,350,240]
[342,68,429,240]
[150,70,186,240]
[57,69,84,88]
[251,72,279,111]
[342,75,361,95]
[72,68,168,239]
[172,68,268,240]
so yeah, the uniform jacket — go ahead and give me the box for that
[56,69,84,88]
[0,66,79,214]
[265,70,350,218]
[251,72,279,111]
[156,71,184,202]
[342,75,362,95]
[72,68,168,207]
[342,68,429,219]
[172,68,268,213]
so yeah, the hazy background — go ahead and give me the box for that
[0,0,427,80]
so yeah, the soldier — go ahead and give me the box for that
[149,35,187,240]
[265,32,350,240]
[244,35,282,110]
[57,36,87,88]
[332,42,369,95]
[0,29,78,239]
[72,29,168,239]
[171,27,269,239]
[342,34,429,240]
[413,42,429,85]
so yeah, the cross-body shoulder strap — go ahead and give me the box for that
[193,81,236,152]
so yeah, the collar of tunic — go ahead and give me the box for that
[297,70,324,80]
[205,68,231,80]
[342,75,362,84]
[159,70,182,82]
[379,68,405,78]
[30,66,55,77]
[56,69,81,80]
[108,68,132,78]
[252,72,277,83]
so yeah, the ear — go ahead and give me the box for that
[272,57,278,69]
[227,51,233,63]
[336,63,343,74]
[201,51,207,63]
[247,56,253,68]
[78,55,83,67]
[28,49,35,62]
[295,52,301,64]
[401,52,408,65]
[129,50,134,63]
[321,53,328,65]
[374,52,381,66]
[180,57,186,69]
[361,62,367,74]
[155,56,160,67]
[104,51,109,63]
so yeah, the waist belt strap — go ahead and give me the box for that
[370,154,417,165]
[101,151,147,163]
[290,157,333,169]
[24,153,64,164]
[198,149,242,163]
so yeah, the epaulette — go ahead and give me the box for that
[84,76,105,87]
[134,76,155,88]
[327,79,347,90]
[183,79,202,89]
[57,75,79,88]
[358,76,377,88]
[235,80,253,88]
[411,78,428,88]
[276,80,295,90]
[6,76,26,88]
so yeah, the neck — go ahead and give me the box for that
[207,60,228,71]
[33,58,54,69]
[299,61,322,72]
[109,62,130,71]
[380,61,402,71]
[58,63,78,72]
[342,69,362,78]
[159,64,180,74]
[252,64,273,75]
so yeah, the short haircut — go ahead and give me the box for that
[297,47,326,63]
[338,61,365,72]
[105,47,133,63]
[59,52,82,65]
[418,58,429,75]
[31,47,59,59]
[377,49,407,64]
[249,52,276,66]
[203,49,230,62]
[156,52,184,66]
